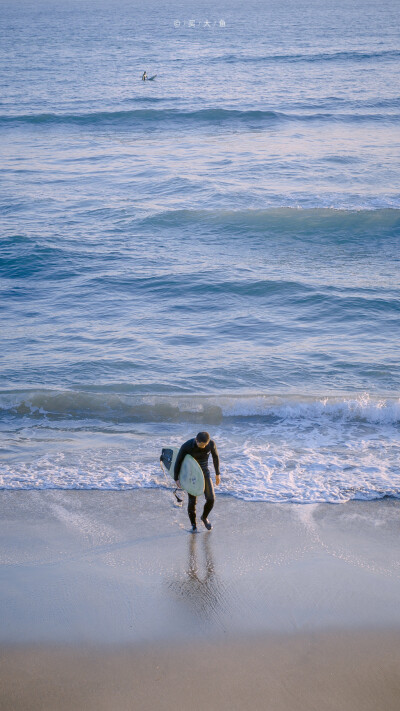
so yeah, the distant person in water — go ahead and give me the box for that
[142,71,147,81]
[174,431,221,532]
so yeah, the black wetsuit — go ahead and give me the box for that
[174,438,220,526]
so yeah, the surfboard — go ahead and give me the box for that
[160,447,205,497]
[148,75,157,81]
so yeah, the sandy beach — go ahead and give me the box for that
[1,490,400,709]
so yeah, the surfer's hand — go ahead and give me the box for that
[216,475,220,487]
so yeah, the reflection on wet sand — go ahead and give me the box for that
[167,534,229,629]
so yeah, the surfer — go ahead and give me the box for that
[174,432,221,532]
[142,70,147,81]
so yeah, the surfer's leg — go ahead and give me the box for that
[187,494,197,526]
[202,476,215,519]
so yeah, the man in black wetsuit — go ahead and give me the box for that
[174,431,220,532]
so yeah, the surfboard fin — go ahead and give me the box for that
[160,448,173,470]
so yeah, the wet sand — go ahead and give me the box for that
[1,490,400,709]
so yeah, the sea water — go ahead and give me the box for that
[1,0,399,502]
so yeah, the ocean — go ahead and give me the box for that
[1,0,399,502]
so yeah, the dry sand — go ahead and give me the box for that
[2,631,400,711]
[1,490,400,709]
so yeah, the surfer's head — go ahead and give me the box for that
[195,431,210,448]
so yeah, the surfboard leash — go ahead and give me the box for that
[159,460,183,503]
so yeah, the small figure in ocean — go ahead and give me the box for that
[174,431,221,532]
[142,70,147,81]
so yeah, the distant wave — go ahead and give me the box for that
[1,108,399,128]
[2,209,399,281]
[1,206,398,292]
[0,108,299,126]
[1,390,399,425]
[138,207,400,237]
[206,49,400,65]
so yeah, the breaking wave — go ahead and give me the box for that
[1,390,400,425]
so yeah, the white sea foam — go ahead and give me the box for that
[1,407,399,503]
[219,393,400,424]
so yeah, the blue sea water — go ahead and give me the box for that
[1,0,400,501]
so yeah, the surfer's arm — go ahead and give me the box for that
[174,444,187,481]
[211,441,220,477]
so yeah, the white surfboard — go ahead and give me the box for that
[160,447,205,496]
